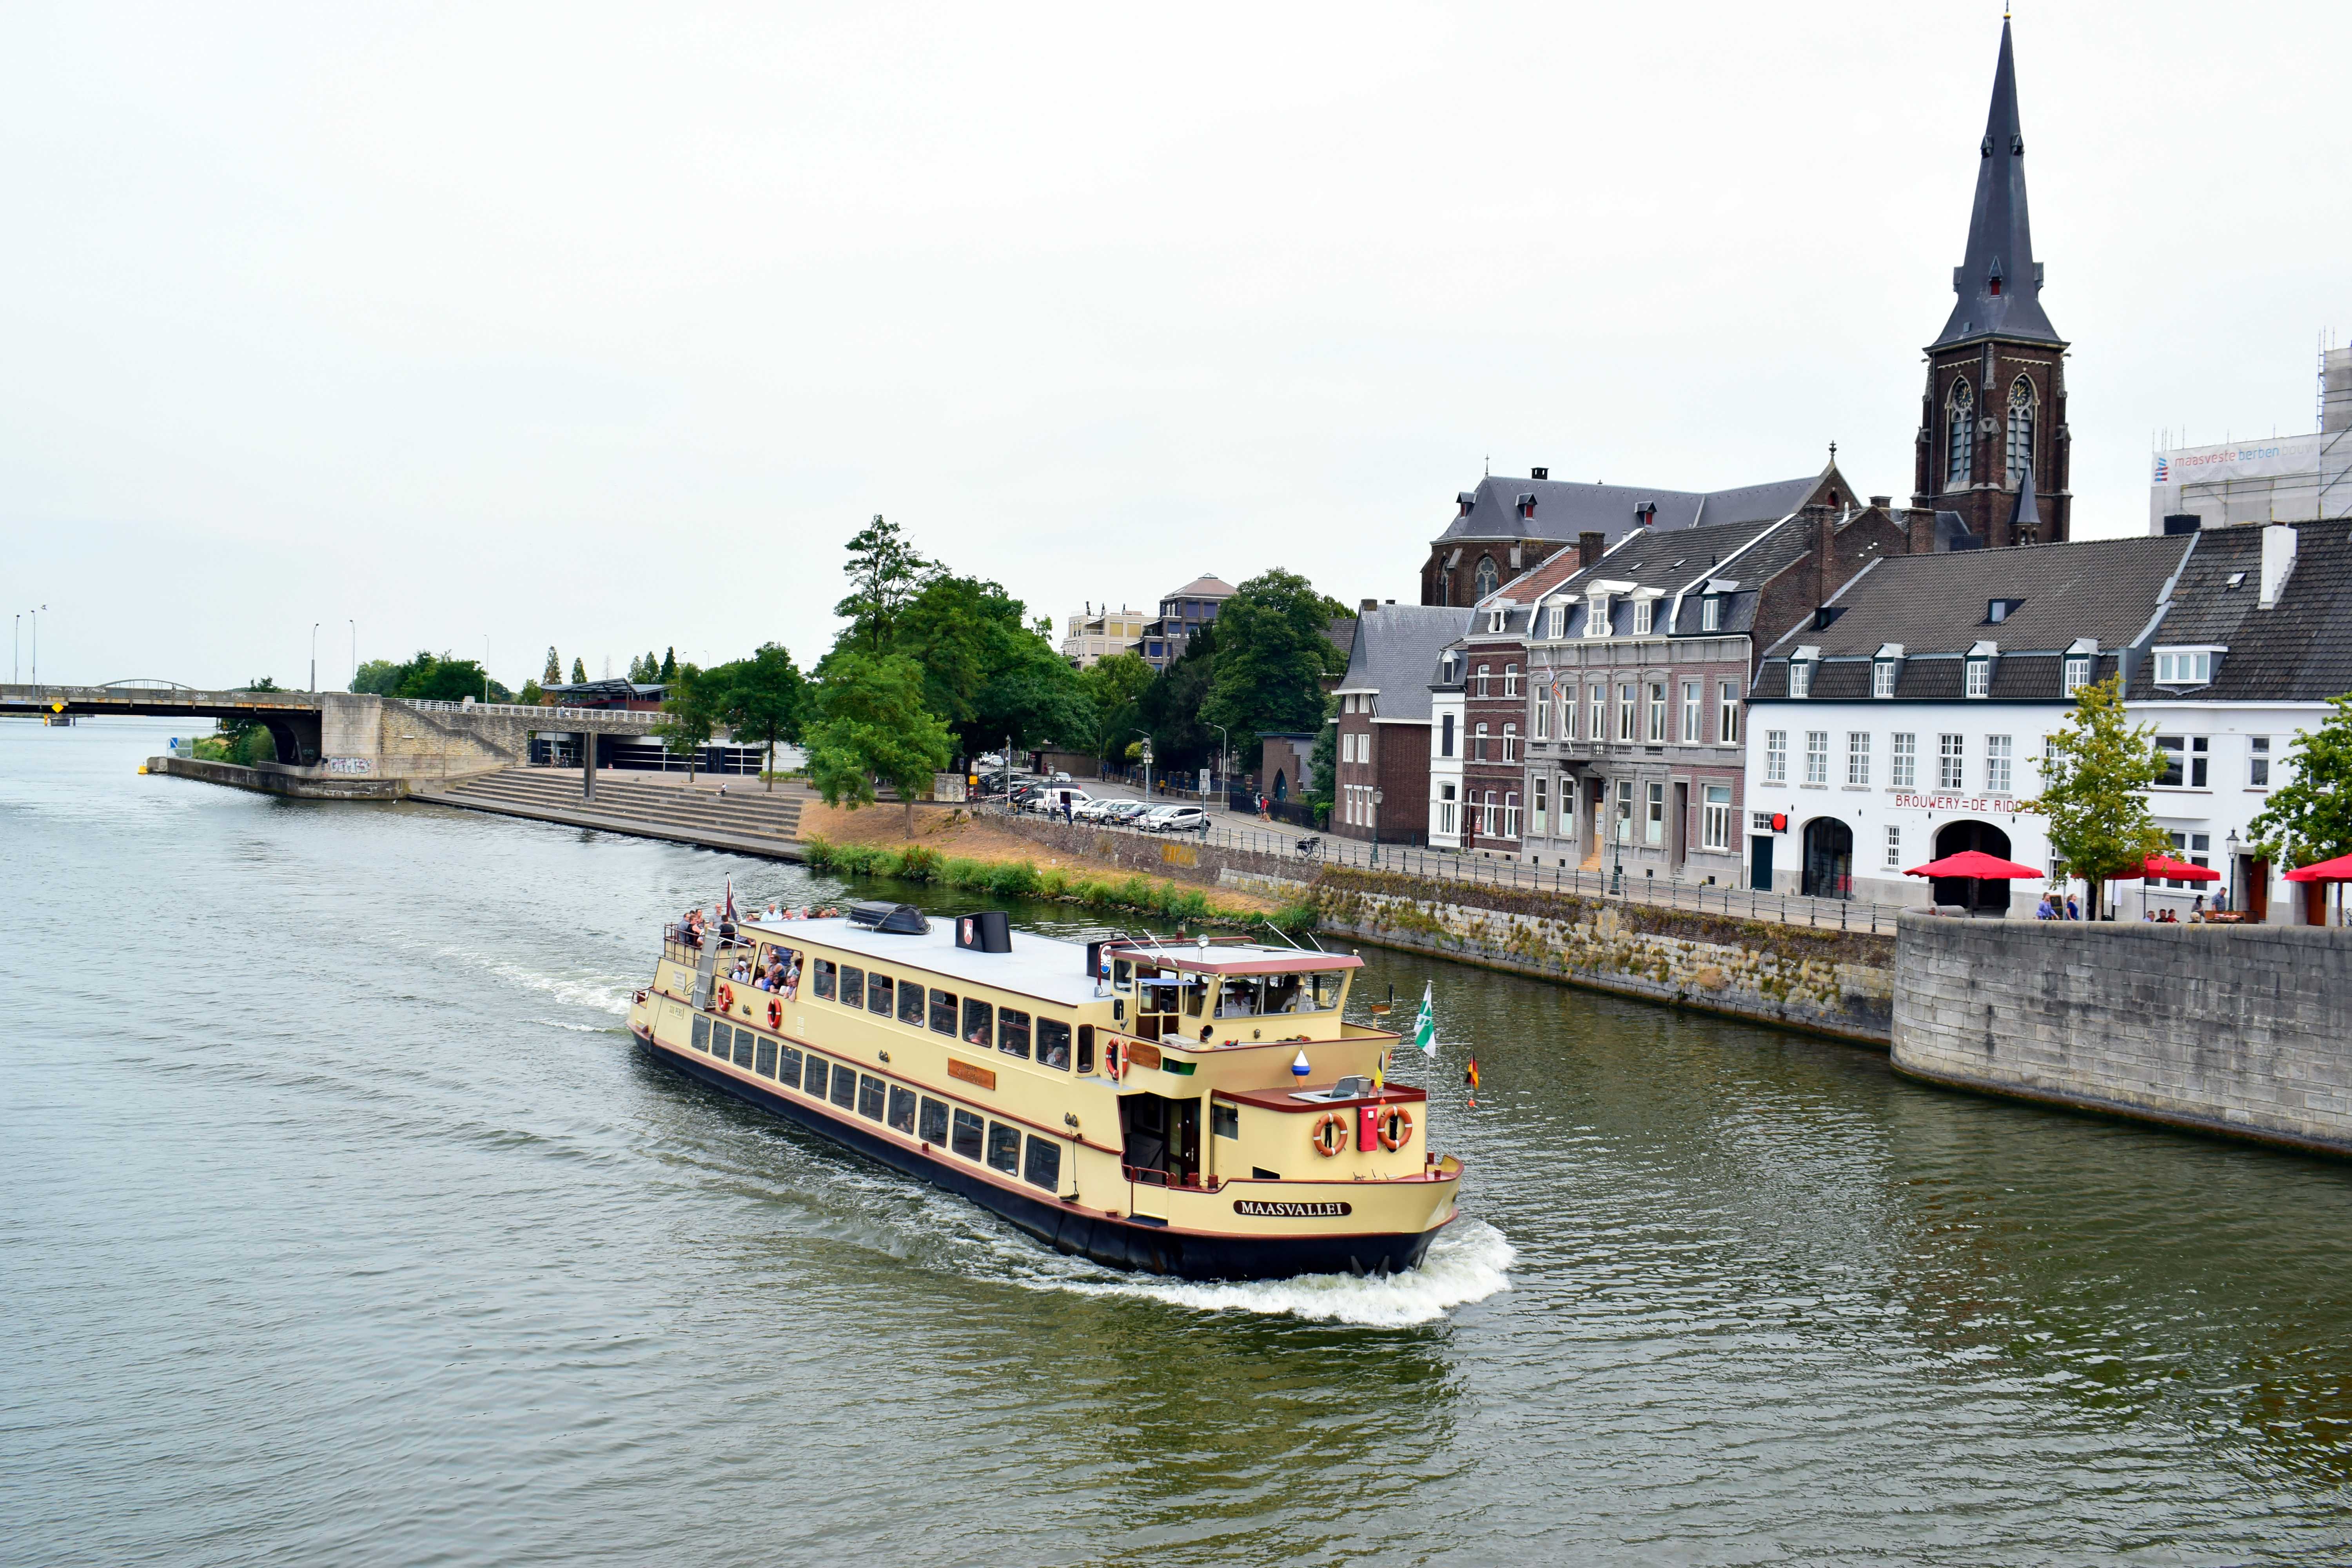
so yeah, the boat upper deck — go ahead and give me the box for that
[738,916,1103,1006]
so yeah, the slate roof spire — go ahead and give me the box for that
[2009,452,2043,538]
[1933,19,2062,347]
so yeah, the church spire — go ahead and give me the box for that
[1932,19,2062,347]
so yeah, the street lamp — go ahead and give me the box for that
[483,635,492,703]
[1130,728,1154,801]
[1610,788,1626,895]
[1207,722,1231,804]
[29,604,47,688]
[311,622,320,693]
[2226,828,2240,915]
[348,620,356,688]
[1371,787,1384,865]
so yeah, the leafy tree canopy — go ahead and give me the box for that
[2247,692,2352,869]
[1307,702,1338,828]
[653,663,718,778]
[542,646,562,685]
[2035,675,2169,913]
[350,652,512,703]
[1199,569,1348,763]
[710,642,807,788]
[570,657,588,684]
[350,661,403,696]
[1138,621,1216,771]
[835,514,937,653]
[661,647,677,681]
[1078,651,1156,760]
[804,650,954,826]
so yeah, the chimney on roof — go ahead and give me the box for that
[1577,530,1604,568]
[1531,467,1549,481]
[1804,502,1838,607]
[2259,524,2298,609]
[1869,495,1891,509]
[1359,597,1379,614]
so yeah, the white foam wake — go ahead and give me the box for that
[1040,1220,1516,1327]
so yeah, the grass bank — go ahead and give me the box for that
[801,835,1318,934]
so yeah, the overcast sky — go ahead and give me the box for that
[5,2,2347,690]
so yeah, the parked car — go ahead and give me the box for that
[1140,804,1207,833]
[1071,797,1118,821]
[1029,787,1095,816]
[1102,800,1152,824]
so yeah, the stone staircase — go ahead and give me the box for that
[420,767,806,847]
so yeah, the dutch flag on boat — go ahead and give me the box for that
[1412,982,1438,1058]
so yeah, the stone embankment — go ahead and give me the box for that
[149,754,407,800]
[1893,913,2352,1156]
[410,768,807,858]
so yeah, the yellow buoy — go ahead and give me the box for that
[137,764,149,774]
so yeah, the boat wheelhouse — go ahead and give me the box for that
[626,904,1462,1280]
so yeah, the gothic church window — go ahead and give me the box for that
[1474,557,1499,600]
[2005,377,2036,488]
[1946,379,1974,487]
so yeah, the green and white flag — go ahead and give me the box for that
[1412,981,1438,1057]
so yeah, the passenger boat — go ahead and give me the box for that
[626,902,1463,1281]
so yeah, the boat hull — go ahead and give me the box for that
[635,1028,1446,1282]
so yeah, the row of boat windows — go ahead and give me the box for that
[807,959,1087,1071]
[688,1013,1062,1191]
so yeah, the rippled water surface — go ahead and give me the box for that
[7,721,2352,1566]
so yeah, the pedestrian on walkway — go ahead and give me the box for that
[2064,893,2081,920]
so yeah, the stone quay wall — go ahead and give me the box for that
[993,815,1317,896]
[1892,913,2352,1155]
[149,754,407,800]
[1299,867,1895,1044]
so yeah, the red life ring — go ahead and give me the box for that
[1105,1040,1123,1082]
[768,998,782,1029]
[1309,1112,1347,1158]
[1377,1106,1414,1152]
[717,983,734,1013]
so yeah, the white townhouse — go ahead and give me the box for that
[2123,519,2351,924]
[1426,641,1469,850]
[1745,535,2198,914]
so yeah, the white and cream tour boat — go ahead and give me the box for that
[626,901,1463,1280]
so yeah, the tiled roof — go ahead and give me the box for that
[1335,605,1476,721]
[1164,575,1238,600]
[1431,470,1834,549]
[2151,519,2352,702]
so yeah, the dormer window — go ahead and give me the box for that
[1985,597,2024,624]
[1516,492,1537,521]
[1439,651,1458,684]
[1700,596,1720,632]
[1544,603,1566,640]
[2063,656,2091,694]
[1486,608,1507,633]
[1632,599,1653,636]
[1585,595,1610,637]
[1965,640,1998,699]
[1872,661,1896,699]
[1788,657,1815,699]
[2153,648,2216,686]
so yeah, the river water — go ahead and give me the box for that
[6,719,2352,1566]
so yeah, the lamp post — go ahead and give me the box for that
[2226,828,2240,915]
[1371,787,1384,866]
[483,635,492,703]
[348,620,356,688]
[311,622,320,693]
[1130,728,1153,802]
[1207,722,1230,806]
[1610,788,1626,896]
[29,604,46,688]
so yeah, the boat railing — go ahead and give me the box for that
[662,922,758,964]
[1125,1165,1222,1193]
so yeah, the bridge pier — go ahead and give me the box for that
[581,730,598,802]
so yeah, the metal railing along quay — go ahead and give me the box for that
[1008,803,1909,935]
[402,699,663,724]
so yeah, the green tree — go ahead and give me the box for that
[351,660,404,695]
[2036,675,2169,918]
[518,679,546,706]
[382,650,508,703]
[834,514,936,652]
[1199,570,1347,763]
[804,650,954,832]
[1078,651,1156,761]
[543,646,561,685]
[715,642,808,789]
[1307,703,1338,828]
[2247,692,2352,871]
[570,656,588,684]
[627,653,649,682]
[653,663,718,779]
[660,647,677,681]
[1139,621,1216,771]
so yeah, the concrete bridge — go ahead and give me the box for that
[2,682,664,796]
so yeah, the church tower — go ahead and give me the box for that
[1913,20,2070,547]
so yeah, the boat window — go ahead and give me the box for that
[951,1107,984,1160]
[778,1045,803,1089]
[962,997,993,1048]
[732,1030,755,1069]
[691,1015,711,1053]
[1140,979,1180,1014]
[1213,1102,1239,1139]
[1311,971,1346,1009]
[867,974,894,1016]
[840,966,864,1009]
[1023,1136,1060,1191]
[1261,973,1306,1014]
[887,1085,916,1134]
[754,1037,776,1078]
[918,1096,949,1145]
[812,960,837,1001]
[986,1121,1021,1175]
[713,1022,735,1060]
[857,1074,885,1120]
[1036,1018,1072,1071]
[998,1008,1031,1059]
[802,1056,828,1100]
[1076,1025,1094,1075]
[829,1062,857,1110]
[898,981,925,1027]
[1216,978,1258,1017]
[1183,976,1209,1016]
[1112,958,1134,991]
[929,989,958,1035]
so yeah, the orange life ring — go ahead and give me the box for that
[1105,1040,1123,1082]
[1309,1112,1347,1158]
[768,998,782,1029]
[1377,1106,1414,1152]
[717,983,734,1012]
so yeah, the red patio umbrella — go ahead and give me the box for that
[2282,851,2352,882]
[2128,853,2221,883]
[1904,849,2043,916]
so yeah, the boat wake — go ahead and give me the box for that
[1025,1220,1517,1327]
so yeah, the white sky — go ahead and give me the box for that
[5,2,2347,690]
